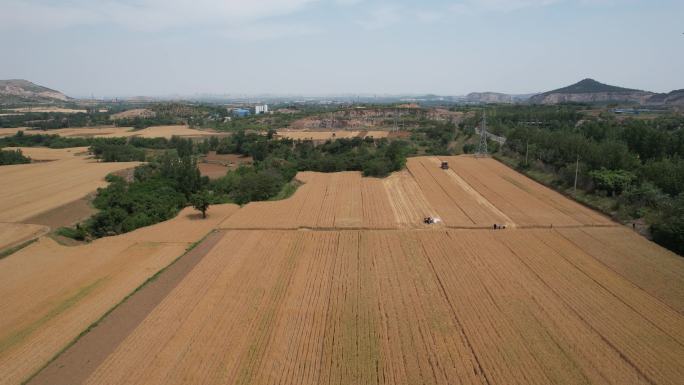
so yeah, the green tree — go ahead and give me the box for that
[191,191,211,218]
[651,194,684,256]
[588,168,636,196]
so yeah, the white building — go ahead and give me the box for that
[254,104,269,115]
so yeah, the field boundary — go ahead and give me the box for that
[24,230,226,385]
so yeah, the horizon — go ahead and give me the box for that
[1,0,683,97]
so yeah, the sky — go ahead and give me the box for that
[1,0,682,97]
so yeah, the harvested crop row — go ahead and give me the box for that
[405,158,474,226]
[409,157,507,225]
[470,157,611,225]
[444,156,580,226]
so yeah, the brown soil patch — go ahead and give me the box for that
[203,152,253,166]
[27,230,227,385]
[198,163,228,179]
[24,195,96,230]
[109,109,155,121]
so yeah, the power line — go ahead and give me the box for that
[476,110,488,157]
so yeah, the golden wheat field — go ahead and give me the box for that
[2,155,683,385]
[0,148,139,223]
[0,125,219,139]
[0,204,240,385]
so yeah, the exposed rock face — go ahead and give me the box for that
[529,78,654,105]
[646,89,684,106]
[466,92,515,104]
[0,79,70,103]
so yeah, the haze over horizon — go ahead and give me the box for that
[1,0,682,98]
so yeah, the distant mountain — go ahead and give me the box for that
[0,79,70,104]
[530,79,654,105]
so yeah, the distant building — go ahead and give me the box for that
[254,104,269,115]
[233,108,251,117]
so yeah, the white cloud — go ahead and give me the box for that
[0,0,319,32]
[357,4,403,30]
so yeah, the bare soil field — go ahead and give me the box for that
[80,228,684,385]
[198,163,228,179]
[202,152,252,166]
[24,195,96,229]
[0,148,139,223]
[0,205,239,384]
[109,109,155,121]
[199,152,252,179]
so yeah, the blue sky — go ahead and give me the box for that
[1,0,682,97]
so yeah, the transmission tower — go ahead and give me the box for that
[476,110,488,157]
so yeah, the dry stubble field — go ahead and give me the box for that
[3,155,684,385]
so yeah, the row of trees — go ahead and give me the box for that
[488,106,684,255]
[60,131,415,239]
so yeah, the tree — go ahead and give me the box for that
[190,191,211,218]
[651,193,684,256]
[588,168,635,196]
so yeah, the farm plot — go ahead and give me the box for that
[0,125,221,139]
[81,229,684,385]
[0,149,139,223]
[0,204,239,385]
[556,226,684,312]
[276,130,389,141]
[224,155,596,230]
[221,171,411,229]
[440,156,612,227]
[0,223,48,253]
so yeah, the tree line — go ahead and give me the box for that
[480,105,684,255]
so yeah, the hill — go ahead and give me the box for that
[0,79,70,104]
[530,78,654,104]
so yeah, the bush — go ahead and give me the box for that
[0,149,31,165]
[651,194,684,256]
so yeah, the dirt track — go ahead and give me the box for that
[27,230,227,385]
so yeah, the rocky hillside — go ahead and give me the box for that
[0,79,70,104]
[646,89,684,106]
[530,79,654,104]
[465,92,515,104]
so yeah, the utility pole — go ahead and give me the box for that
[574,154,580,193]
[476,110,488,157]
